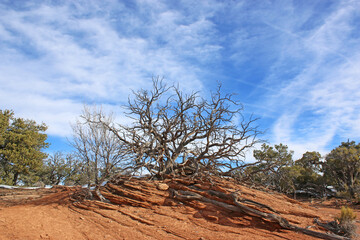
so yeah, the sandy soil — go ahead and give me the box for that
[0,178,359,240]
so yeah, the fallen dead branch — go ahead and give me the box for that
[170,188,350,240]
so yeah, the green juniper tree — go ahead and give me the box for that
[40,152,86,186]
[294,151,325,197]
[250,143,295,193]
[0,109,48,185]
[323,141,360,199]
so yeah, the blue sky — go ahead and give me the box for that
[1,0,360,159]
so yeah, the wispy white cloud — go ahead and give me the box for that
[0,0,222,137]
[254,0,360,157]
[1,0,360,158]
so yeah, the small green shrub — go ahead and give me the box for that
[337,206,357,223]
[335,206,357,238]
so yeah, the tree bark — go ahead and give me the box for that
[95,186,109,203]
[12,172,19,185]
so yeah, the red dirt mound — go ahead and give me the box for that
[0,177,359,240]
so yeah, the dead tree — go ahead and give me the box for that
[70,106,132,201]
[94,77,261,178]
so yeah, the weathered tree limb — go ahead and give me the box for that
[314,218,343,236]
[207,189,279,213]
[291,225,349,240]
[171,189,240,212]
[95,187,110,203]
[171,188,350,240]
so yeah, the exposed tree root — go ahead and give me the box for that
[95,187,110,203]
[170,188,350,240]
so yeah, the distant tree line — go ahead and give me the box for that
[244,142,360,200]
[1,78,359,202]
